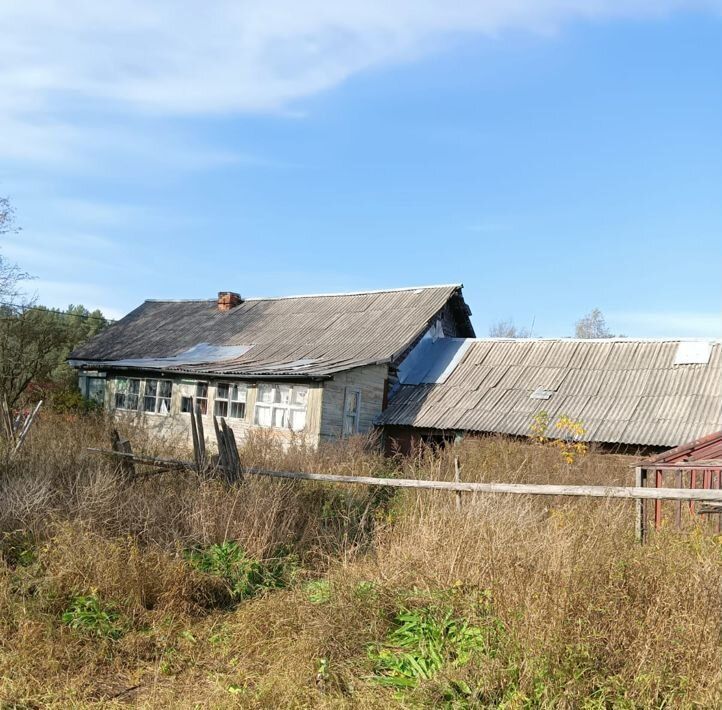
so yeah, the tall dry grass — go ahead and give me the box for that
[0,412,720,708]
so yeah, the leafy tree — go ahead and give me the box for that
[0,197,109,405]
[0,304,109,405]
[489,319,531,338]
[574,308,614,339]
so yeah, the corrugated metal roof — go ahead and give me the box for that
[70,285,473,378]
[378,338,722,448]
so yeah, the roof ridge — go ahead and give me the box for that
[466,337,722,344]
[245,284,462,301]
[145,284,462,304]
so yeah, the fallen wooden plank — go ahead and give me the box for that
[12,400,42,456]
[87,448,197,471]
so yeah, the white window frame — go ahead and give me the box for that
[254,383,308,432]
[114,377,141,411]
[143,378,173,415]
[214,382,248,419]
[181,382,209,415]
[342,387,361,437]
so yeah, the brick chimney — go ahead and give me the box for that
[217,291,242,312]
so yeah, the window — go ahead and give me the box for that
[254,383,308,432]
[214,382,247,419]
[143,379,173,414]
[343,388,361,436]
[114,378,141,411]
[181,382,208,414]
[85,376,105,403]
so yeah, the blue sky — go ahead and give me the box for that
[1,2,721,337]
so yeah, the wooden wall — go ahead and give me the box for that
[319,364,388,440]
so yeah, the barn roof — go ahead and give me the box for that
[378,338,722,448]
[69,285,473,379]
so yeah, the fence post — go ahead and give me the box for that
[635,466,646,543]
[110,428,135,477]
[454,456,462,511]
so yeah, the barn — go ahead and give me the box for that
[69,285,474,447]
[378,337,722,453]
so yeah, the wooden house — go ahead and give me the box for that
[69,285,474,447]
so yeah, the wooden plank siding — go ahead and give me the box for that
[319,364,388,440]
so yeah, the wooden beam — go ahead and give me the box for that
[243,468,722,502]
[87,448,197,471]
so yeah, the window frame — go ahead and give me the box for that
[181,381,209,415]
[342,387,362,437]
[214,381,248,419]
[114,377,142,411]
[143,378,173,415]
[253,383,309,432]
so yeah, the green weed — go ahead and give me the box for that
[61,593,125,640]
[184,541,297,601]
[304,579,331,604]
[368,604,487,690]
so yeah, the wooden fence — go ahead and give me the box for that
[86,404,722,545]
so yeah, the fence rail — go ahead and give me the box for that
[86,410,722,546]
[87,447,722,503]
[241,467,722,503]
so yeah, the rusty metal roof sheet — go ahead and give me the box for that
[70,285,473,378]
[378,338,722,448]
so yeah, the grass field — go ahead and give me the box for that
[1,413,720,708]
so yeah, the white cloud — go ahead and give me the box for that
[1,1,721,163]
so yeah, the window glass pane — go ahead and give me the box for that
[292,386,308,406]
[214,400,228,417]
[127,394,139,410]
[230,401,246,419]
[145,380,158,397]
[129,379,141,395]
[198,398,208,415]
[181,396,193,413]
[158,398,171,415]
[258,383,273,404]
[289,408,306,432]
[87,378,105,403]
[143,396,156,411]
[116,378,128,393]
[236,384,248,403]
[255,404,272,427]
[277,385,291,404]
[159,380,172,397]
[217,382,229,399]
[196,382,208,398]
[115,392,126,409]
[272,407,287,428]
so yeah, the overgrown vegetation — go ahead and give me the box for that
[0,412,720,707]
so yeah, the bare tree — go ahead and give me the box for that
[0,196,28,301]
[489,319,531,338]
[574,308,614,339]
